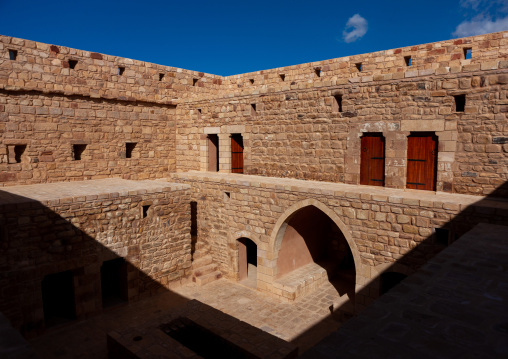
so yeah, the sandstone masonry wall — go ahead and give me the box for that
[180,70,508,196]
[171,172,508,305]
[0,91,177,185]
[0,180,191,336]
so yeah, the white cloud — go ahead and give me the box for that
[342,14,368,43]
[453,15,508,37]
[453,0,508,37]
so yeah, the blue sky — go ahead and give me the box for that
[1,0,507,76]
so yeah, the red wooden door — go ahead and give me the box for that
[360,134,385,186]
[231,134,244,173]
[406,133,438,191]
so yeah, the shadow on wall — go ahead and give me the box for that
[0,189,192,338]
[0,181,507,357]
[289,180,508,352]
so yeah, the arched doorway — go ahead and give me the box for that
[276,205,356,298]
[237,237,257,288]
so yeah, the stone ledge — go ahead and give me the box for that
[171,172,508,211]
[273,262,328,301]
[0,178,190,205]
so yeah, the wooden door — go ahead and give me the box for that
[406,133,438,191]
[360,134,385,186]
[231,134,244,173]
[207,135,219,172]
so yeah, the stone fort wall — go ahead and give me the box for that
[171,172,508,306]
[1,32,507,195]
[178,31,508,196]
[0,180,191,335]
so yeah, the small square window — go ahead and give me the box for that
[249,79,254,84]
[72,144,87,161]
[68,60,78,69]
[224,192,231,201]
[159,73,165,81]
[193,78,198,86]
[251,103,256,115]
[404,56,411,66]
[7,144,26,164]
[118,67,125,76]
[125,142,137,159]
[464,48,472,59]
[280,74,286,81]
[8,49,17,61]
[356,63,363,72]
[315,67,321,77]
[454,94,466,112]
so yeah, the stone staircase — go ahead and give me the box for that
[191,243,222,286]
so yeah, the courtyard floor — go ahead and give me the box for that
[30,277,347,358]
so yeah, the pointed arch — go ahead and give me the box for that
[269,199,363,280]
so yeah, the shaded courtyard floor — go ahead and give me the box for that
[30,278,347,358]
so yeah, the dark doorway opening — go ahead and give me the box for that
[42,270,76,327]
[101,258,128,308]
[238,237,257,287]
[379,272,408,295]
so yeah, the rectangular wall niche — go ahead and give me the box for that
[125,142,137,159]
[454,94,466,112]
[7,144,26,164]
[8,49,17,60]
[101,258,128,308]
[72,144,87,160]
[42,270,76,327]
[207,134,219,172]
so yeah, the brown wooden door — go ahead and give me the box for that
[406,133,438,191]
[360,134,385,186]
[207,134,219,172]
[231,134,244,173]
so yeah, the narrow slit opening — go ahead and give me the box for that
[159,73,165,81]
[118,67,125,76]
[356,63,363,72]
[8,49,17,60]
[333,95,343,112]
[404,56,411,66]
[142,205,150,218]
